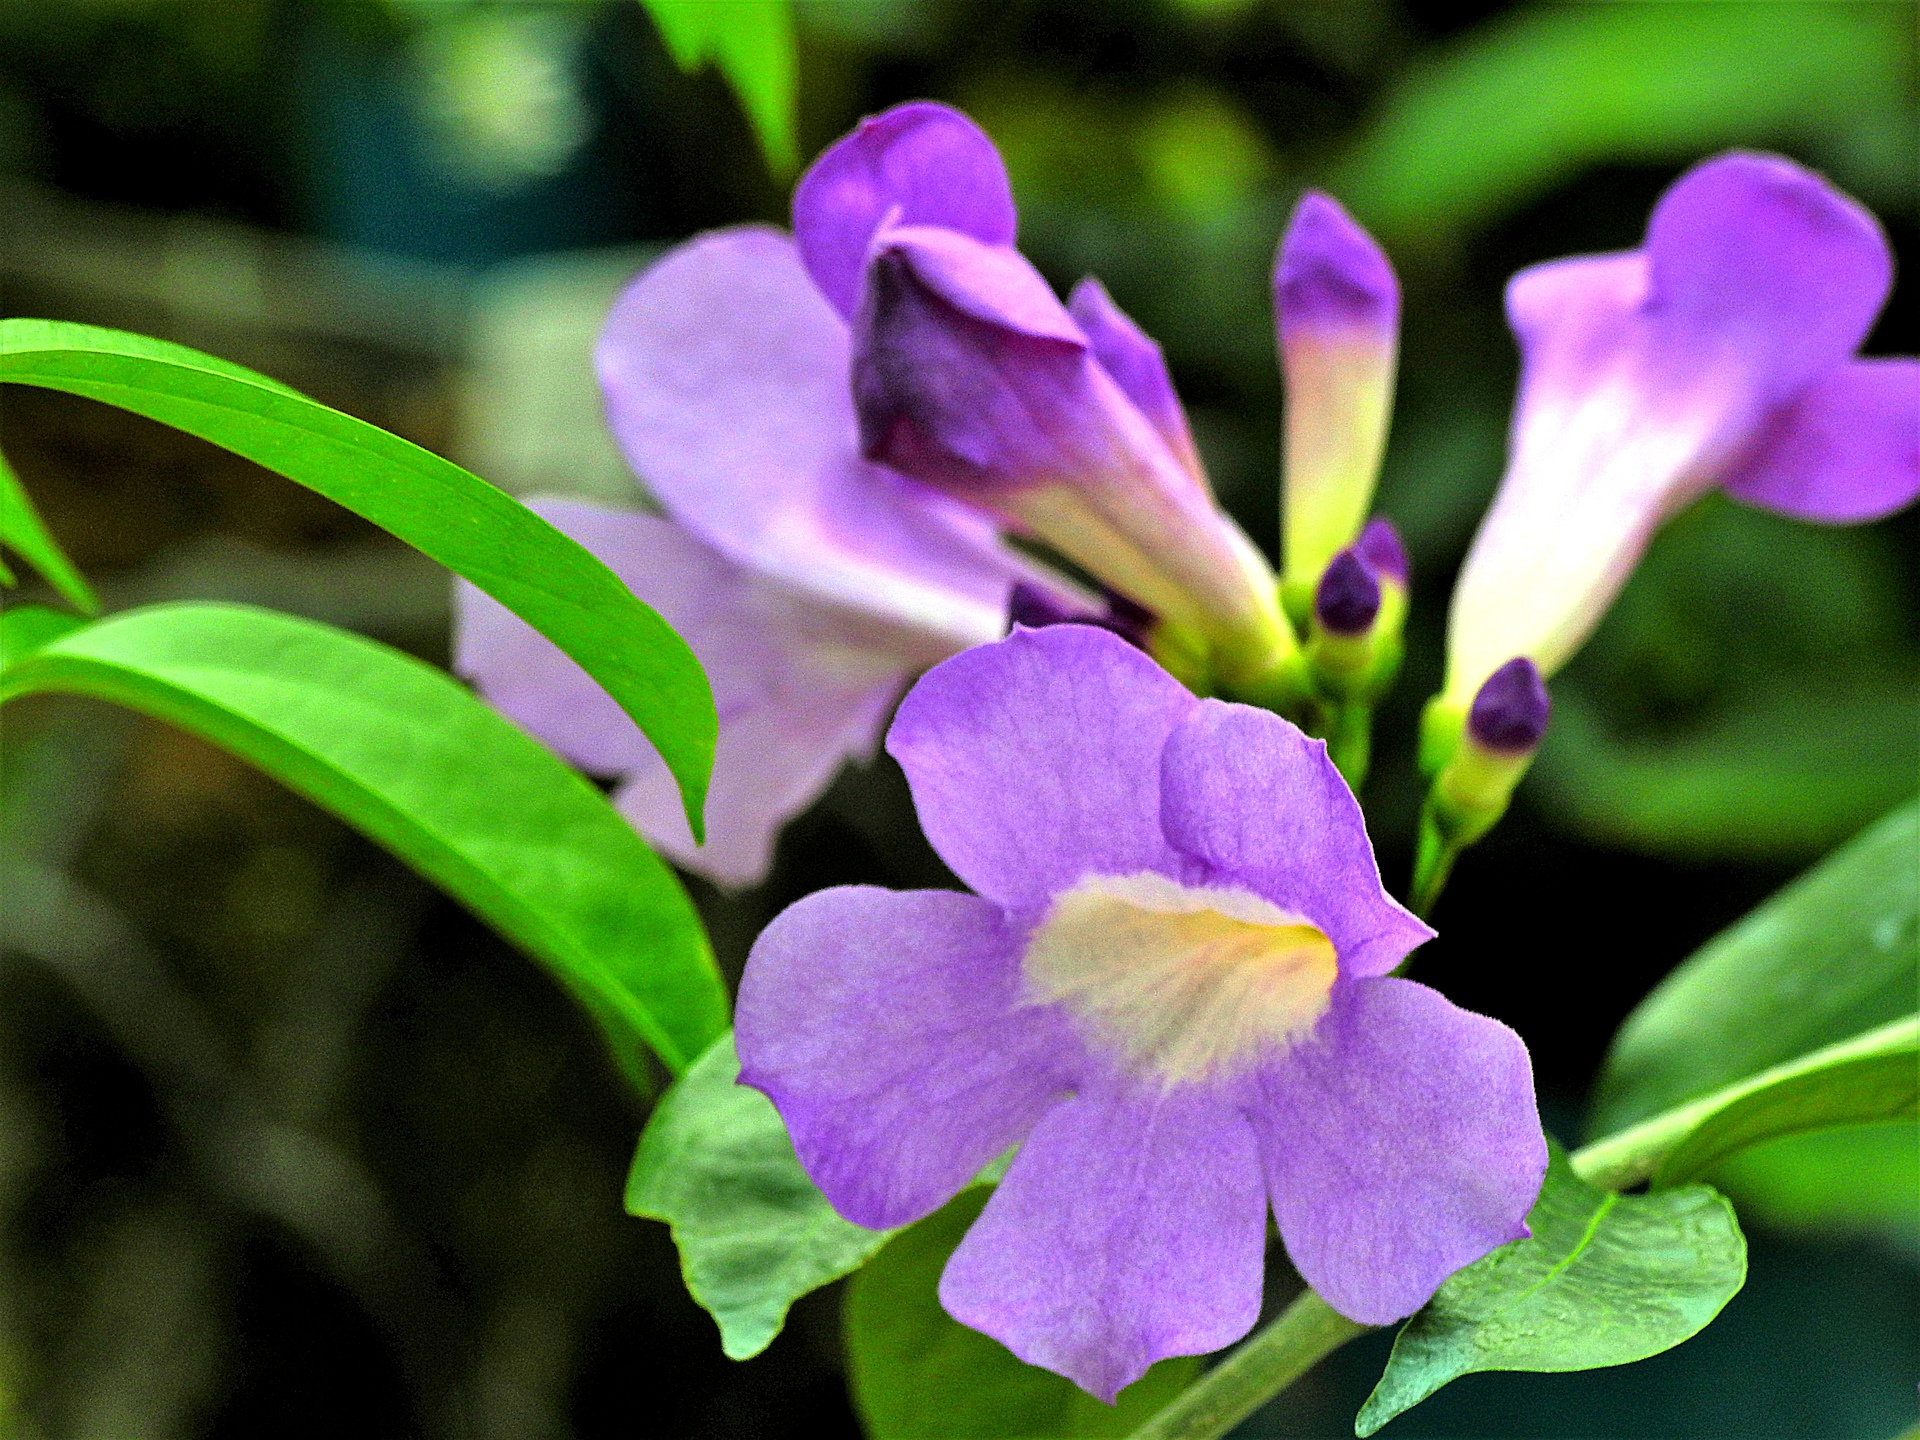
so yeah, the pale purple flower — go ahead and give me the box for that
[1276,192,1401,597]
[839,107,1300,699]
[455,117,1087,886]
[736,624,1546,1400]
[1443,152,1920,711]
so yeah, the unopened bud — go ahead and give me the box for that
[1304,519,1408,704]
[1314,551,1381,637]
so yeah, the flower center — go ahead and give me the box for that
[1021,871,1338,1088]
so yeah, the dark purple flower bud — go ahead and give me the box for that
[1314,550,1381,637]
[1467,658,1551,754]
[1353,517,1409,586]
[1005,582,1152,651]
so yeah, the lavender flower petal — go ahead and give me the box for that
[1276,191,1400,583]
[887,626,1195,912]
[939,1077,1266,1402]
[454,500,912,886]
[1254,977,1546,1325]
[792,101,1018,320]
[1068,276,1205,484]
[1722,358,1920,523]
[597,226,1041,651]
[736,886,1073,1230]
[1157,699,1433,978]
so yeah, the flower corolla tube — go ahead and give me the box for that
[1441,151,1920,716]
[736,624,1547,1401]
[454,105,1096,886]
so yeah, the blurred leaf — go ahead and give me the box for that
[1652,1015,1917,1188]
[0,444,98,613]
[844,1187,1201,1439]
[1356,1143,1746,1437]
[626,1030,891,1359]
[641,0,797,175]
[1533,679,1917,861]
[1711,1121,1919,1248]
[0,319,716,839]
[1588,799,1917,1138]
[0,604,85,669]
[0,602,727,1084]
[1336,1,1917,251]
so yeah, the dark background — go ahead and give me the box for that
[0,1,1914,1435]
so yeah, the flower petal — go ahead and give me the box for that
[454,500,914,887]
[1645,151,1893,409]
[1068,276,1204,484]
[1722,358,1920,524]
[939,1077,1266,1402]
[887,626,1196,912]
[1275,191,1400,582]
[597,226,1036,649]
[793,100,1017,320]
[1253,976,1546,1326]
[1158,699,1432,978]
[736,886,1073,1230]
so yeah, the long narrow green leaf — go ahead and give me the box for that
[641,0,798,175]
[0,602,728,1082]
[1650,1016,1917,1189]
[0,445,98,613]
[0,319,715,838]
[1588,797,1918,1138]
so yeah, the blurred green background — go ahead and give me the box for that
[0,1,1913,1435]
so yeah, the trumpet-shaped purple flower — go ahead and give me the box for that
[1443,152,1920,710]
[1276,192,1401,599]
[456,123,1089,885]
[736,625,1547,1400]
[838,107,1300,699]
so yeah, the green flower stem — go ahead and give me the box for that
[1126,1289,1368,1440]
[1124,1039,1867,1440]
[1325,702,1373,793]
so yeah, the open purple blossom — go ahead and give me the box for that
[455,119,1092,886]
[1277,192,1401,598]
[839,106,1301,699]
[1442,152,1920,711]
[736,625,1547,1400]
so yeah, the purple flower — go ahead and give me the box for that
[1276,192,1401,600]
[736,625,1547,1400]
[456,124,1090,886]
[1443,152,1920,712]
[839,107,1302,700]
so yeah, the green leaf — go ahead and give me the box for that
[0,602,727,1084]
[626,1030,891,1359]
[1651,1016,1918,1189]
[0,446,98,613]
[1588,799,1918,1138]
[0,605,85,670]
[0,319,715,839]
[845,1188,1202,1439]
[1710,1122,1918,1246]
[1336,1,1915,252]
[1355,1143,1746,1437]
[640,0,797,175]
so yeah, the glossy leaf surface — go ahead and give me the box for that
[1356,1144,1745,1436]
[0,319,715,836]
[1588,798,1918,1138]
[845,1188,1201,1439]
[626,1030,891,1359]
[0,602,727,1083]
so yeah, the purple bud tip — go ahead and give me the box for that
[1275,190,1399,329]
[1007,582,1079,631]
[1006,583,1154,652]
[1468,659,1551,754]
[1315,551,1381,637]
[1353,517,1409,585]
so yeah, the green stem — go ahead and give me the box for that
[1126,1289,1367,1440]
[1124,1054,1817,1440]
[1325,703,1373,793]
